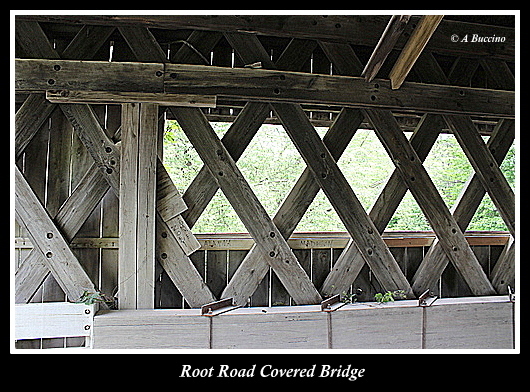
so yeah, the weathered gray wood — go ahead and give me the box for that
[212,307,328,349]
[118,26,168,63]
[15,20,59,59]
[118,103,158,309]
[388,15,444,89]
[60,104,121,196]
[181,102,270,227]
[423,298,513,349]
[332,302,423,349]
[321,114,443,296]
[156,214,216,307]
[15,59,515,118]
[490,236,515,294]
[163,62,515,118]
[118,103,140,309]
[156,159,187,221]
[364,109,495,296]
[136,103,158,308]
[412,119,515,295]
[361,15,410,82]
[15,94,56,160]
[223,108,363,304]
[16,58,164,94]
[171,106,322,305]
[18,15,514,60]
[318,40,363,76]
[47,90,217,107]
[444,114,515,236]
[92,309,210,349]
[273,103,413,298]
[15,166,99,302]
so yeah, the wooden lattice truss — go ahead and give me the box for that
[14,16,515,309]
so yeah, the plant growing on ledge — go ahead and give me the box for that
[374,290,407,304]
[75,291,115,308]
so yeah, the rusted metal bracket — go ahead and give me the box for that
[418,289,438,307]
[201,298,241,317]
[320,294,346,312]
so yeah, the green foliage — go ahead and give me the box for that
[374,290,407,303]
[163,121,515,233]
[75,290,113,306]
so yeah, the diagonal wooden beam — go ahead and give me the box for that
[412,119,515,295]
[321,113,443,296]
[60,104,121,196]
[60,101,214,307]
[223,107,363,304]
[361,15,411,82]
[364,108,495,296]
[490,235,515,294]
[273,103,414,298]
[15,162,111,303]
[389,15,444,89]
[181,102,270,227]
[15,166,99,302]
[170,106,322,305]
[444,115,515,236]
[181,36,316,228]
[15,94,56,160]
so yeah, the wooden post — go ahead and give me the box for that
[119,103,158,309]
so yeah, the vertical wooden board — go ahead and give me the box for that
[136,103,158,308]
[353,264,383,302]
[441,262,472,298]
[270,270,290,306]
[310,249,330,291]
[212,309,328,349]
[100,105,121,301]
[119,103,140,309]
[331,304,423,349]
[93,310,210,349]
[206,250,228,298]
[250,268,270,307]
[424,300,513,349]
[405,246,424,282]
[156,263,184,309]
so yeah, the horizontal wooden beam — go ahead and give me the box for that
[16,59,515,118]
[46,90,216,107]
[16,15,515,60]
[15,231,511,251]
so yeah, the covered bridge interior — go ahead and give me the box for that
[13,13,516,349]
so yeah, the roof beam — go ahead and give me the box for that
[15,59,515,118]
[389,15,444,89]
[16,15,515,60]
[361,15,410,82]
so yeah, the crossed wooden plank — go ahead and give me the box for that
[321,43,514,296]
[15,22,116,303]
[412,119,515,294]
[15,22,214,307]
[120,27,329,304]
[218,33,415,301]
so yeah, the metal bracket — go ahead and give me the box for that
[321,294,346,312]
[418,290,438,307]
[508,286,515,303]
[201,298,241,317]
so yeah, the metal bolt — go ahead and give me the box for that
[84,325,91,330]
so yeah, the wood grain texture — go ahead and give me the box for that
[171,106,322,305]
[364,109,496,296]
